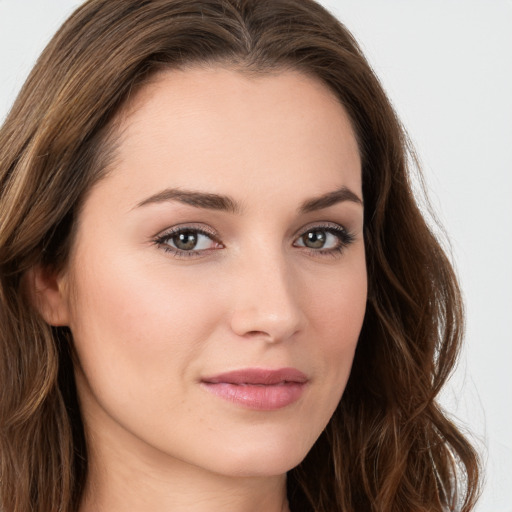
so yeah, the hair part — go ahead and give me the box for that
[0,1,480,511]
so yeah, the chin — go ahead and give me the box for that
[196,428,317,478]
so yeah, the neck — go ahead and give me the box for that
[80,461,290,512]
[78,422,290,512]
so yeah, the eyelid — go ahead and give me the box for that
[153,223,223,258]
[152,221,355,259]
[154,222,218,240]
[292,221,356,255]
[294,221,348,239]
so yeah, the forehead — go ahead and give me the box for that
[96,66,362,210]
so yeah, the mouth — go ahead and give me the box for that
[200,368,308,410]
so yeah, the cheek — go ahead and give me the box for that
[297,252,367,398]
[306,255,367,346]
[66,247,223,397]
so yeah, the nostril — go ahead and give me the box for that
[245,330,271,338]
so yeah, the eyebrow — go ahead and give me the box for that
[298,186,363,213]
[135,188,240,213]
[135,185,363,214]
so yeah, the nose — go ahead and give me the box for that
[229,251,304,343]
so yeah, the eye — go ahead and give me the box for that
[154,226,222,257]
[293,225,354,255]
[169,230,212,251]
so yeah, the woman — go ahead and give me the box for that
[0,1,480,511]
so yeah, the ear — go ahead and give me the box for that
[25,265,71,326]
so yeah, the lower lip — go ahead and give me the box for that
[201,382,306,410]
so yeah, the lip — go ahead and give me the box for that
[201,367,308,410]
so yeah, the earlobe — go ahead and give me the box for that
[25,265,71,327]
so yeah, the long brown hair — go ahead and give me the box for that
[0,1,480,511]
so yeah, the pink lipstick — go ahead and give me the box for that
[201,368,308,410]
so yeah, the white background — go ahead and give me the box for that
[0,1,510,510]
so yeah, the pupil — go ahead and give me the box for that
[304,230,326,249]
[174,232,197,250]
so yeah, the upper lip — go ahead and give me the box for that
[201,367,308,385]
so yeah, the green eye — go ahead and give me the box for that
[294,225,354,254]
[155,227,222,257]
[301,230,329,249]
[171,231,201,251]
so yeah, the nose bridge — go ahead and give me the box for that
[229,245,304,342]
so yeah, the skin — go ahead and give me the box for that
[35,67,367,512]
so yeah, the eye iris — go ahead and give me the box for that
[173,231,198,250]
[304,230,326,249]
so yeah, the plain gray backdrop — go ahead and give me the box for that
[1,1,511,510]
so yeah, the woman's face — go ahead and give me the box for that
[56,67,366,477]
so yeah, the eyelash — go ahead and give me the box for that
[153,223,355,259]
[295,224,355,258]
[153,225,221,259]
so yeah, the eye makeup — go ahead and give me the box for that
[153,224,223,259]
[152,221,356,260]
[293,223,355,258]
